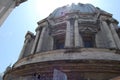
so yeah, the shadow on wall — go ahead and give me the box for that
[110,76,120,80]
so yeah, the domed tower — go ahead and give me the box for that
[3,3,120,80]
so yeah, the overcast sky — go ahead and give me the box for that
[0,0,120,73]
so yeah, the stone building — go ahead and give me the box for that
[3,3,120,80]
[0,0,27,26]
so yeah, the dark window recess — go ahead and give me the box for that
[54,37,64,49]
[82,33,95,48]
[84,39,94,48]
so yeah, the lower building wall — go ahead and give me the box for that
[3,60,120,80]
[4,72,120,80]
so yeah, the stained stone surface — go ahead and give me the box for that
[3,3,120,80]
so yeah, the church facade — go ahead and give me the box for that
[3,3,120,80]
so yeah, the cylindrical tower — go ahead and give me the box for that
[3,3,120,80]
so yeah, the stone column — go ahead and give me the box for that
[18,35,30,59]
[65,20,72,48]
[101,21,116,48]
[36,26,46,52]
[74,19,83,48]
[48,36,54,50]
[109,23,120,49]
[95,32,99,48]
[95,30,106,48]
[30,30,40,54]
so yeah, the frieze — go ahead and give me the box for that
[78,19,97,24]
[99,15,111,21]
[53,16,66,23]
[78,13,96,19]
[65,13,78,19]
[51,25,66,36]
[51,30,66,36]
[78,24,99,33]
[79,26,98,33]
[52,21,66,27]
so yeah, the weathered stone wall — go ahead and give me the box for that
[4,60,120,80]
[23,38,34,57]
[41,28,53,52]
[4,3,120,80]
[95,30,106,48]
[13,48,120,68]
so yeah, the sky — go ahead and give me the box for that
[0,0,120,73]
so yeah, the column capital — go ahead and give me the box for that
[25,31,34,40]
[100,17,107,21]
[35,25,41,32]
[65,15,77,20]
[74,15,79,19]
[109,18,119,24]
[36,21,48,31]
[99,15,111,22]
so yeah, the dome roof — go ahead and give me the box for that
[49,3,96,18]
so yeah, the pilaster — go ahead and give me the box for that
[30,29,40,54]
[36,26,46,52]
[109,23,120,49]
[95,30,106,48]
[74,19,83,48]
[101,20,116,49]
[18,33,31,59]
[65,20,72,48]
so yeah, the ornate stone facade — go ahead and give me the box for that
[3,3,120,80]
